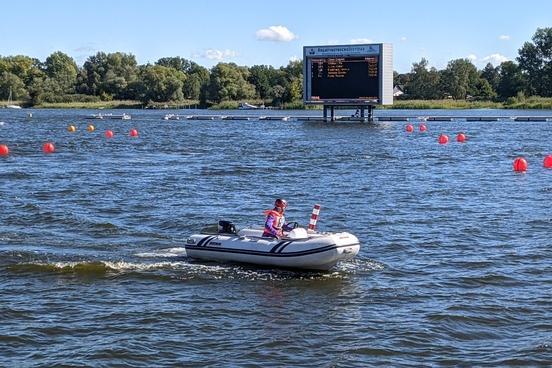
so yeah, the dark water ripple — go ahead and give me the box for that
[1,108,552,366]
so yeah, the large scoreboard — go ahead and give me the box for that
[303,43,393,105]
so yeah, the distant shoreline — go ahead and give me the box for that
[2,98,552,110]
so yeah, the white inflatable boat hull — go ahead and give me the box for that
[185,228,360,270]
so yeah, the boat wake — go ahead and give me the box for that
[4,256,369,281]
[134,247,187,258]
[6,260,190,275]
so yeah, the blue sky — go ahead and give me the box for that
[1,0,550,72]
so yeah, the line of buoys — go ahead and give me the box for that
[2,127,141,157]
[0,144,9,156]
[42,142,55,154]
[405,123,428,133]
[512,155,552,172]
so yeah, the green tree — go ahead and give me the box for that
[475,78,496,100]
[497,61,525,99]
[0,55,43,86]
[273,60,303,103]
[0,72,28,100]
[44,51,78,94]
[439,59,480,99]
[156,57,194,73]
[207,63,255,103]
[480,63,500,92]
[517,27,552,97]
[248,65,279,99]
[183,63,209,100]
[133,65,185,103]
[269,84,286,106]
[405,58,441,99]
[77,52,137,99]
[155,57,209,100]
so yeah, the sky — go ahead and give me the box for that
[1,0,550,73]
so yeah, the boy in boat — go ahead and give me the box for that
[263,198,295,239]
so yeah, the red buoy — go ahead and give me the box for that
[129,129,138,137]
[438,134,449,144]
[0,144,9,156]
[513,157,528,172]
[544,155,552,168]
[43,142,55,154]
[456,133,466,143]
[419,124,427,132]
[105,130,114,138]
[405,124,414,133]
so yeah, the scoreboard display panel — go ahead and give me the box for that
[303,44,393,105]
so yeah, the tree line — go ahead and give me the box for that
[0,51,302,107]
[395,28,551,101]
[0,27,550,107]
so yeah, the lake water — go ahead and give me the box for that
[1,108,551,366]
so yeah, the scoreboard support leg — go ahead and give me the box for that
[323,105,337,122]
[322,104,374,122]
[367,105,374,122]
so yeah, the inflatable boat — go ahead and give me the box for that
[185,221,360,271]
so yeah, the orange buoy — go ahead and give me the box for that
[67,125,76,133]
[438,134,449,144]
[456,133,466,143]
[543,155,552,168]
[43,142,55,154]
[87,124,95,132]
[105,130,114,138]
[419,124,427,132]
[129,128,138,137]
[0,144,9,156]
[513,157,528,172]
[405,124,414,133]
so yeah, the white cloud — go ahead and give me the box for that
[289,55,300,62]
[350,38,373,44]
[482,53,509,66]
[400,36,407,42]
[197,49,238,61]
[465,53,509,66]
[499,35,511,41]
[256,26,297,42]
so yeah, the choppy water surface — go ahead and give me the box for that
[1,108,551,366]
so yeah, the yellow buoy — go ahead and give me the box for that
[87,124,95,132]
[68,125,76,133]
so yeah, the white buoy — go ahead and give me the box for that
[308,204,321,232]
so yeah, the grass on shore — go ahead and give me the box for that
[3,97,552,110]
[389,97,552,109]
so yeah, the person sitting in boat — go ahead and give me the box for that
[263,198,294,239]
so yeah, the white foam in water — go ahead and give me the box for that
[35,259,230,274]
[134,247,187,258]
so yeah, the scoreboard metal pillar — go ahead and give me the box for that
[323,104,375,122]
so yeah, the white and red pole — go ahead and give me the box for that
[308,204,321,232]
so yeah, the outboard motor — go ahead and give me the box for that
[218,220,237,234]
